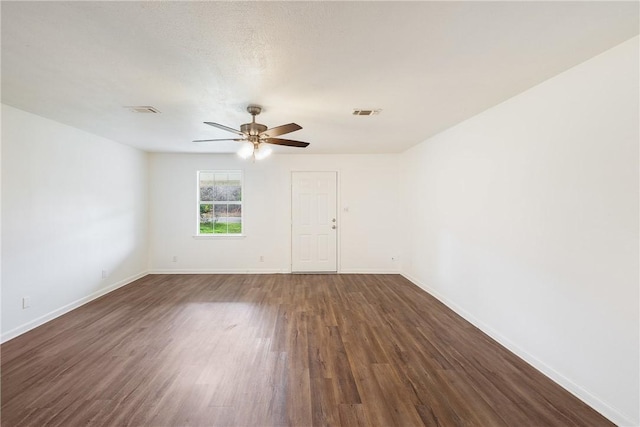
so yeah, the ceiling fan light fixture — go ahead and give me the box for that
[237,141,253,159]
[254,144,272,160]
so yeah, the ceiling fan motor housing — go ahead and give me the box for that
[241,122,267,136]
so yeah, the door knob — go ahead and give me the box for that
[332,225,336,229]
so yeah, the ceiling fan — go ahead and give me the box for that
[193,105,310,160]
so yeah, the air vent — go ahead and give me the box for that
[126,106,160,113]
[352,109,381,116]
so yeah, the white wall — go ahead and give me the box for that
[1,105,149,341]
[401,36,639,426]
[149,154,400,274]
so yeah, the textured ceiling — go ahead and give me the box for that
[2,1,638,154]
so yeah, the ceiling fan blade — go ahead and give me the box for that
[260,123,302,138]
[264,137,310,148]
[193,138,245,143]
[203,122,245,136]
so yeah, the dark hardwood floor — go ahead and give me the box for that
[1,274,612,426]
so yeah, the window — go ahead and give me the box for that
[198,170,242,235]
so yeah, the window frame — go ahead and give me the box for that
[196,170,244,237]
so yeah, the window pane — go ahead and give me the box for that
[200,172,214,201]
[227,204,242,234]
[199,204,213,234]
[214,173,228,182]
[228,204,241,217]
[213,173,227,201]
[201,186,214,202]
[213,183,226,201]
[227,173,242,202]
[226,185,240,201]
[214,204,228,234]
[200,172,214,183]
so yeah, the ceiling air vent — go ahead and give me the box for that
[352,109,381,116]
[126,106,160,113]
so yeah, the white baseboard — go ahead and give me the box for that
[1,271,148,344]
[149,269,400,275]
[148,268,288,274]
[339,269,400,274]
[400,272,636,427]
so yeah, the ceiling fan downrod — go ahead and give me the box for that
[241,105,267,136]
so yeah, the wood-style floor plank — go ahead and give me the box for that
[1,274,613,426]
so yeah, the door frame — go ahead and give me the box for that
[290,170,340,273]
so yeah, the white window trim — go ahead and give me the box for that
[192,234,246,239]
[196,170,244,237]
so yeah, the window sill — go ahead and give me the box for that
[192,234,246,240]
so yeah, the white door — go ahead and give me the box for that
[291,172,337,272]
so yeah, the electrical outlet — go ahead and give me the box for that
[102,270,108,279]
[172,256,178,263]
[22,297,31,309]
[259,255,264,262]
